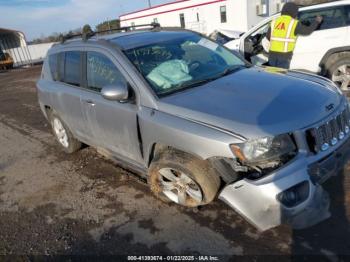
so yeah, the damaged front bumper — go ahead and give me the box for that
[219,136,350,231]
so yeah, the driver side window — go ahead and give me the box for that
[86,52,127,92]
[251,23,270,37]
[298,6,348,30]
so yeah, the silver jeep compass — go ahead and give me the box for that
[37,25,350,231]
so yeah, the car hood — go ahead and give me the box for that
[158,67,344,140]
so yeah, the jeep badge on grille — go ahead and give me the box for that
[326,103,335,111]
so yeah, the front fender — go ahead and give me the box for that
[138,107,243,165]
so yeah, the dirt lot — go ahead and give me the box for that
[1,66,350,259]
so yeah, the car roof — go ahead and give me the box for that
[51,29,197,51]
[299,0,350,11]
[110,30,196,50]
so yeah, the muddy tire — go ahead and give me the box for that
[48,111,82,154]
[148,150,220,207]
[325,52,350,91]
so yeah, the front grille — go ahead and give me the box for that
[306,107,350,153]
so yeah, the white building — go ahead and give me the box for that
[0,28,55,67]
[120,0,289,35]
[0,28,32,67]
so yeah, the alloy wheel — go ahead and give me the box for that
[157,168,203,206]
[332,64,350,91]
[52,118,69,148]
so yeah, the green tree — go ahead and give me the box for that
[96,19,120,33]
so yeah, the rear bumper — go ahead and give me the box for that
[219,136,350,231]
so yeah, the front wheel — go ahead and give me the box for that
[325,53,350,91]
[148,150,220,207]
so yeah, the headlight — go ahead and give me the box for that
[230,134,297,165]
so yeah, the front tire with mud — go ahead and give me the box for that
[148,150,220,207]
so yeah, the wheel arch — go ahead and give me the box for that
[44,105,52,113]
[147,143,204,167]
[146,143,239,186]
[38,103,52,119]
[319,46,350,75]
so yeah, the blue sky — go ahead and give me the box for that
[0,0,173,40]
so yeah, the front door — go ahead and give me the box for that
[80,51,144,164]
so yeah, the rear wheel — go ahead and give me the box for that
[48,111,82,154]
[148,150,220,207]
[325,52,350,91]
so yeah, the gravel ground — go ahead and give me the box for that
[1,66,350,260]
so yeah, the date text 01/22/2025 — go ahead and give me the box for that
[127,256,220,261]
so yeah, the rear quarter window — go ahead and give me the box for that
[48,53,64,81]
[298,6,348,30]
[48,54,59,81]
[346,5,350,25]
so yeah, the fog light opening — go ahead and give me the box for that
[277,181,310,208]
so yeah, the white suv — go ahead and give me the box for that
[226,0,350,90]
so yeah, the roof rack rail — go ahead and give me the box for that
[60,22,161,43]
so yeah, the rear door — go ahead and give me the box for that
[291,5,349,72]
[47,51,92,142]
[79,50,144,164]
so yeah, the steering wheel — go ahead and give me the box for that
[188,61,202,71]
[247,34,265,56]
[211,54,227,67]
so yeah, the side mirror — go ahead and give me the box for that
[101,82,129,102]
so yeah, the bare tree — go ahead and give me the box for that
[292,0,338,6]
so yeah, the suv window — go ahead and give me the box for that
[48,53,64,82]
[298,6,347,30]
[124,33,246,96]
[86,52,126,92]
[49,54,59,81]
[346,5,350,25]
[64,51,81,86]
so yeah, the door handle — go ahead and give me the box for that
[83,99,95,106]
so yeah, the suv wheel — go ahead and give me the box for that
[325,52,350,91]
[148,150,220,207]
[48,111,82,153]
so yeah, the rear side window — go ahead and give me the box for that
[299,6,347,30]
[346,5,350,25]
[86,52,126,92]
[64,51,81,87]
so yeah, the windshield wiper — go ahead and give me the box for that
[178,78,214,89]
[217,65,246,78]
[158,78,216,96]
[182,65,245,88]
